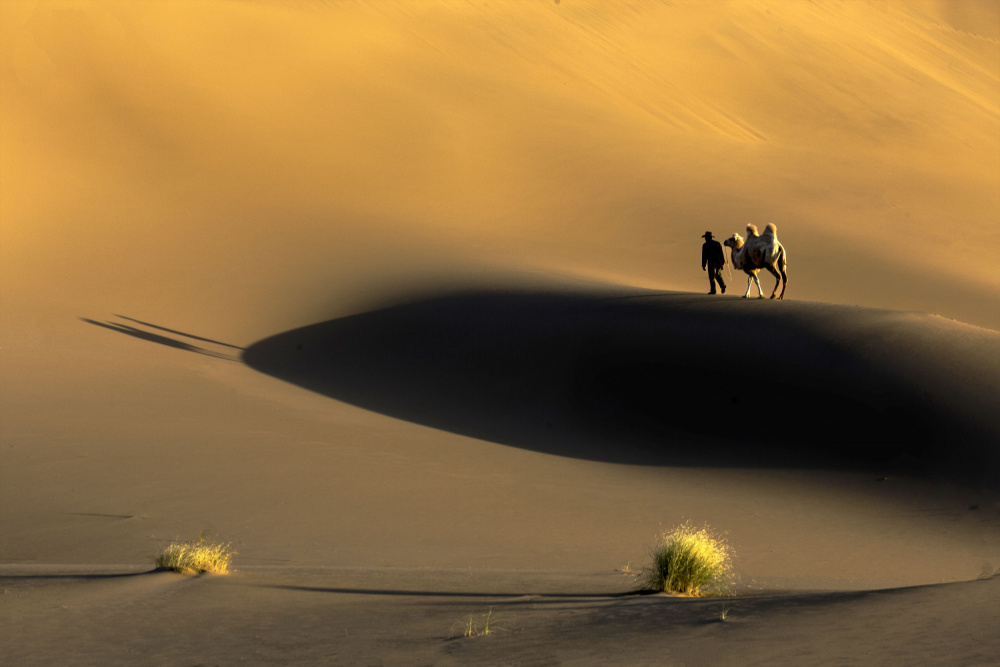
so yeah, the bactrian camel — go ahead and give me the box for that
[723,223,788,300]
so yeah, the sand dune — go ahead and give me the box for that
[4,278,998,664]
[244,287,999,480]
[2,0,999,664]
[2,0,998,332]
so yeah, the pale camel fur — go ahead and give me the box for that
[723,223,788,299]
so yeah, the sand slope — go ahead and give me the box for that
[2,0,998,334]
[2,0,999,664]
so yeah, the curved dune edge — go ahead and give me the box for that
[243,287,1000,485]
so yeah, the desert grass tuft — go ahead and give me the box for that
[155,538,235,574]
[642,522,733,596]
[452,609,498,638]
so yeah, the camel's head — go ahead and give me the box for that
[723,233,743,249]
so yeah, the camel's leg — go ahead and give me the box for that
[743,274,753,298]
[765,264,781,299]
[752,273,763,299]
[778,264,787,300]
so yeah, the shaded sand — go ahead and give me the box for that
[243,287,1000,482]
[2,0,999,664]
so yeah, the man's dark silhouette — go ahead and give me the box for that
[701,231,726,294]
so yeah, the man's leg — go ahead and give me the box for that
[715,267,726,294]
[708,270,717,294]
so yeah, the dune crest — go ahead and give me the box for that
[244,288,1000,482]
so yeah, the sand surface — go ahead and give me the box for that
[4,567,999,665]
[2,1,999,664]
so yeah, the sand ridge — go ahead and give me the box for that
[243,288,1000,480]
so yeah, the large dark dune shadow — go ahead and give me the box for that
[242,287,999,483]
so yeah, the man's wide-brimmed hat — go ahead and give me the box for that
[702,231,714,239]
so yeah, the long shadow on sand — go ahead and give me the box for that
[267,585,630,600]
[81,317,241,361]
[0,571,159,580]
[242,288,999,483]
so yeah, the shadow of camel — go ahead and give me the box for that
[242,288,999,483]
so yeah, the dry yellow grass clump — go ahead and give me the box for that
[642,523,732,596]
[155,540,235,575]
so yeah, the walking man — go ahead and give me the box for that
[701,231,726,294]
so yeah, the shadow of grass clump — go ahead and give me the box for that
[642,523,733,596]
[155,538,235,575]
